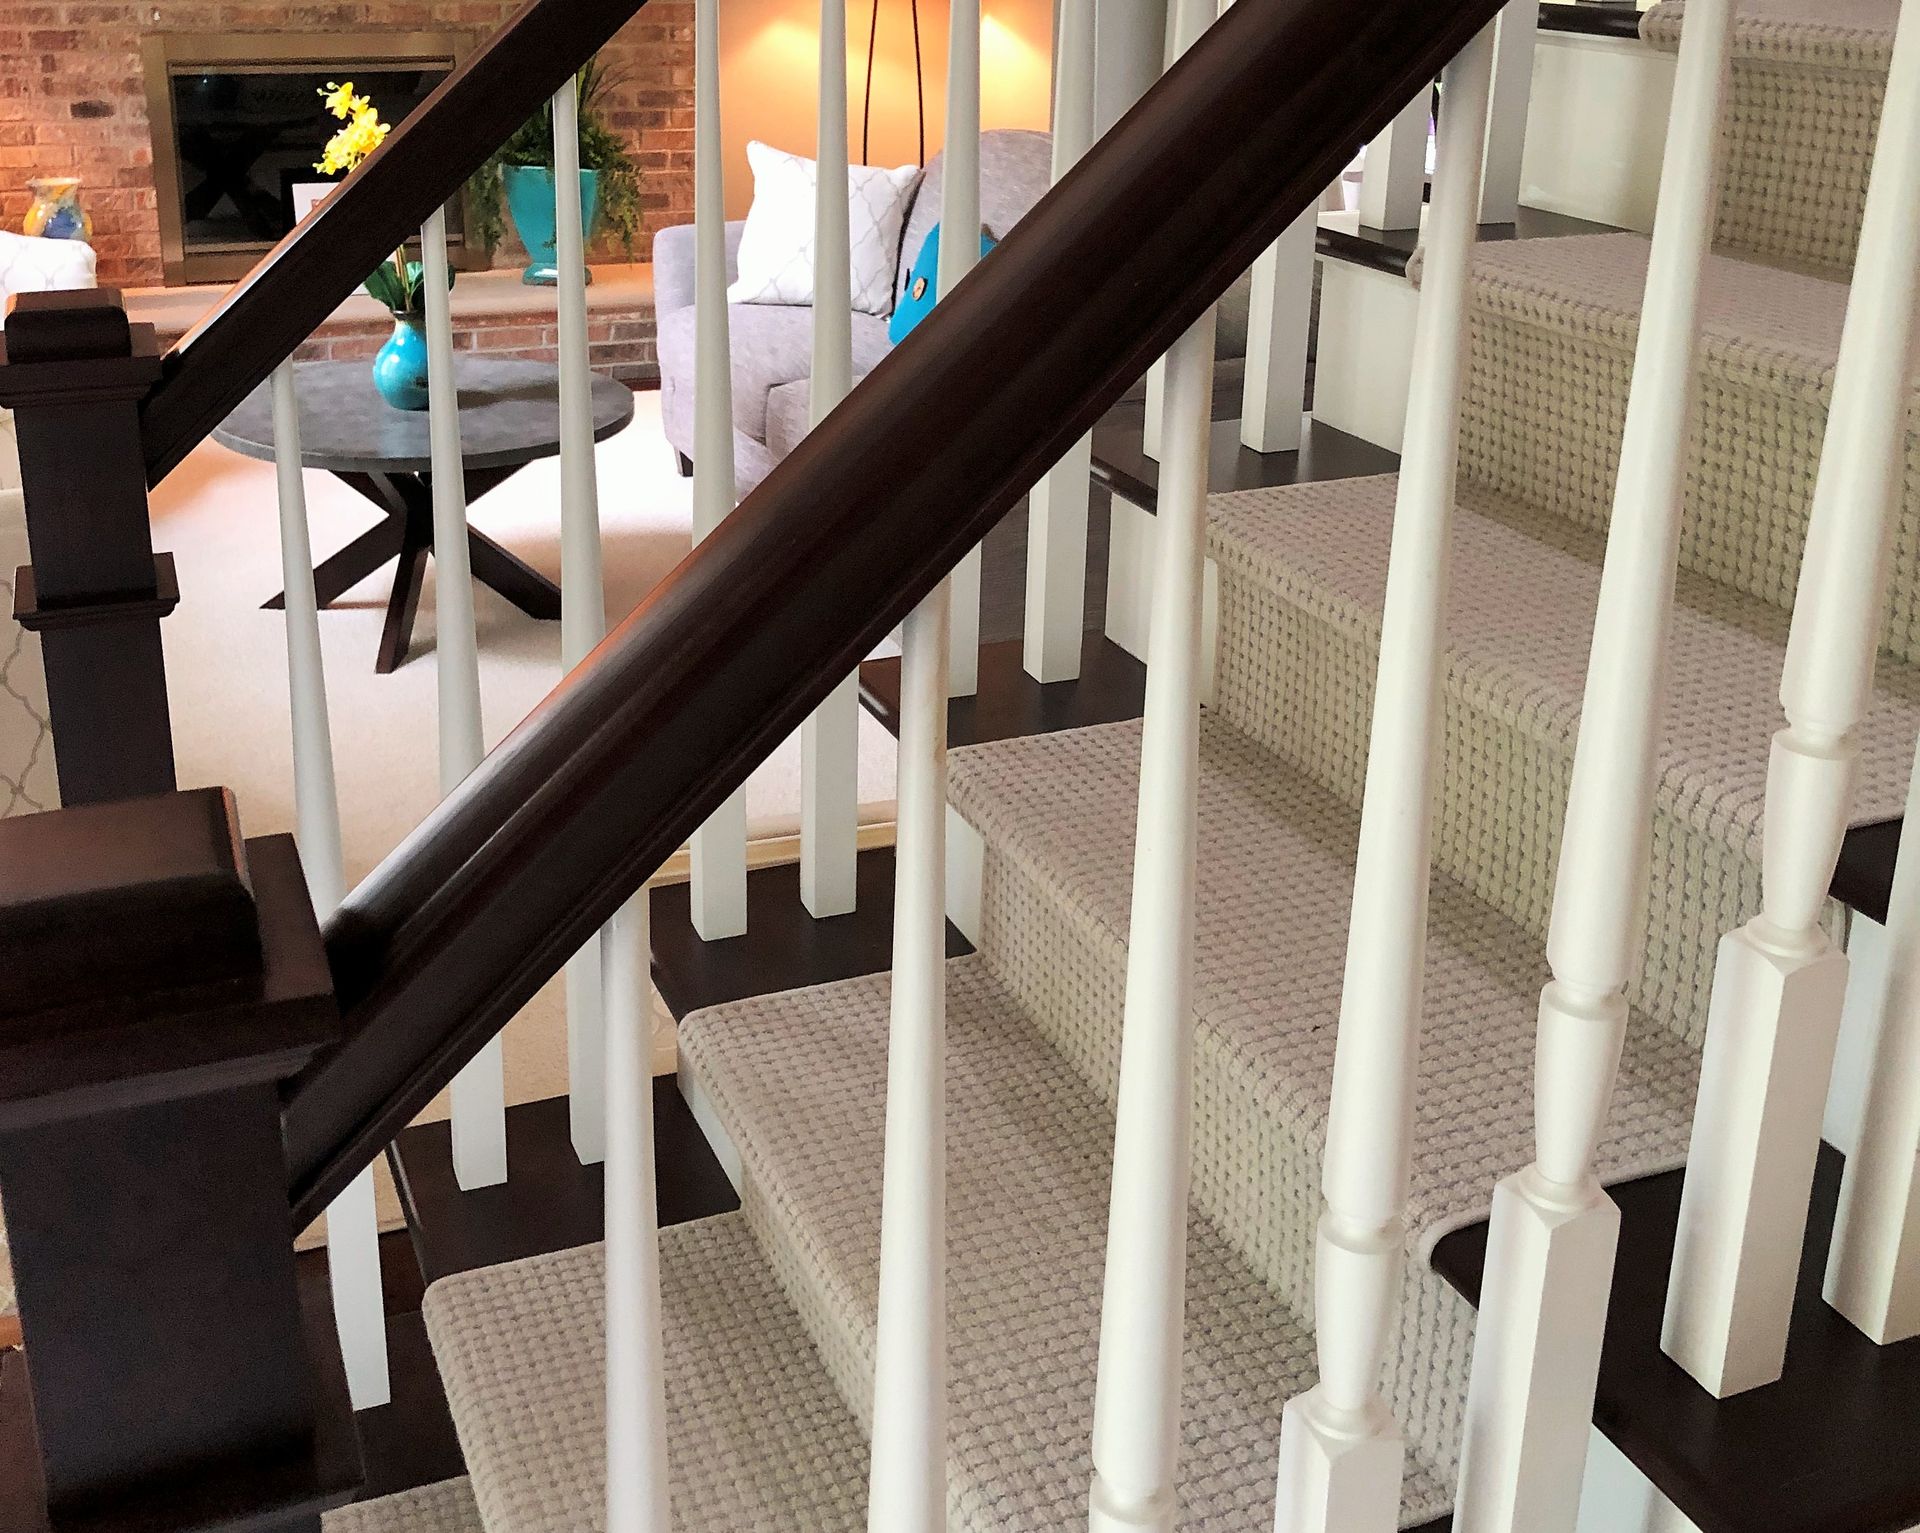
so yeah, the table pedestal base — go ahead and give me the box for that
[264,466,561,674]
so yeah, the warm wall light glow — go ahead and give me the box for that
[982,10,1051,130]
[719,0,1058,217]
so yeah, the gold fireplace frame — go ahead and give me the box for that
[141,30,476,286]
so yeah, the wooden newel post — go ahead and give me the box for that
[0,787,360,1532]
[0,288,176,807]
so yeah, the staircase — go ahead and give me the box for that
[372,5,1920,1533]
[5,1,1920,1532]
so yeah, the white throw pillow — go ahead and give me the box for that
[0,230,96,299]
[727,141,921,316]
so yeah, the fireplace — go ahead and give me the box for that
[139,30,476,285]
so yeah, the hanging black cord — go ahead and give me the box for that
[911,0,925,165]
[858,0,926,167]
[861,0,881,163]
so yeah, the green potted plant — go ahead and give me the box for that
[468,59,642,285]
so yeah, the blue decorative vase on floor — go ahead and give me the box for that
[501,164,601,286]
[371,315,431,410]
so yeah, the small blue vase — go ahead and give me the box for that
[371,315,431,410]
[501,164,601,286]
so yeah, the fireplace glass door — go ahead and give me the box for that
[143,33,473,285]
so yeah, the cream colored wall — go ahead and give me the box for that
[720,0,1056,218]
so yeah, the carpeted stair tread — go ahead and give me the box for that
[1207,472,1918,862]
[941,719,1696,1491]
[324,1481,484,1533]
[1452,233,1920,660]
[1461,231,1867,364]
[946,717,1700,1250]
[1642,0,1897,275]
[1204,474,1918,1047]
[1643,0,1897,72]
[422,1215,867,1533]
[677,956,1454,1529]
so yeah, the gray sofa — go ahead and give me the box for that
[654,129,1253,495]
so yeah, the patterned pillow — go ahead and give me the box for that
[726,141,922,316]
[0,230,96,299]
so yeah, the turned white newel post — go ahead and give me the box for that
[422,205,508,1191]
[1085,5,1215,1523]
[554,74,611,1166]
[1829,737,1920,1342]
[603,886,671,1533]
[1452,3,1731,1527]
[1021,0,1096,684]
[687,0,749,940]
[942,0,985,697]
[1478,0,1539,225]
[1358,90,1429,232]
[1671,0,1920,1384]
[865,578,952,1531]
[1270,29,1494,1533]
[271,361,390,1411]
[800,0,862,919]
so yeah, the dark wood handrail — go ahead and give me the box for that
[138,0,647,487]
[283,0,1510,1227]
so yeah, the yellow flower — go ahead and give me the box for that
[320,81,360,120]
[313,87,391,174]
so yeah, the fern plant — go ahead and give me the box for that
[467,59,642,257]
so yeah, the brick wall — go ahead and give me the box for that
[2,2,694,288]
[292,307,660,381]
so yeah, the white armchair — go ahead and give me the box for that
[1,229,96,818]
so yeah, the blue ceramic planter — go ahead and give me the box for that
[501,164,601,286]
[372,315,431,410]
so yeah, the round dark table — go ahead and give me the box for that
[215,357,635,673]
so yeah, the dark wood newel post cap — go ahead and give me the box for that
[0,289,161,404]
[0,787,339,1133]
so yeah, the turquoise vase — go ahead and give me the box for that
[501,164,601,286]
[371,315,431,410]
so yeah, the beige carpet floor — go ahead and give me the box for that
[143,386,899,1238]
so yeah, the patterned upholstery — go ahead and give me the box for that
[0,232,91,822]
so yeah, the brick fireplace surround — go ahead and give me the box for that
[5,2,694,376]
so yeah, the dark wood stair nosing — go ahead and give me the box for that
[1538,1,1645,39]
[857,632,1147,750]
[1431,1143,1920,1533]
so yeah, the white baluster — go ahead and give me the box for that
[1479,0,1540,225]
[1270,27,1494,1533]
[1085,7,1215,1528]
[603,886,671,1533]
[1671,0,1920,1387]
[865,576,951,1532]
[422,205,508,1191]
[800,0,862,920]
[270,363,348,923]
[942,0,984,699]
[687,0,749,940]
[551,74,612,1168]
[1022,0,1096,685]
[1358,90,1430,232]
[271,360,390,1410]
[1829,737,1920,1343]
[1452,2,1732,1526]
[1088,305,1215,1533]
[1238,207,1316,454]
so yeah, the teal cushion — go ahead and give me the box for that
[888,223,998,345]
